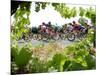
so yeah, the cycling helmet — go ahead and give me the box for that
[73,21,76,24]
[42,22,45,25]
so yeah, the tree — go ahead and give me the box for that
[11,1,31,40]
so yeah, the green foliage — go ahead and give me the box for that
[85,7,95,18]
[63,60,71,71]
[87,29,95,43]
[70,7,77,17]
[78,18,88,25]
[84,54,96,69]
[52,4,96,24]
[91,13,96,25]
[52,3,59,7]
[35,2,40,12]
[11,2,32,74]
[85,7,96,25]
[34,2,96,22]
[41,2,47,9]
[11,43,19,61]
[51,54,66,71]
[62,29,96,71]
[15,47,32,68]
[20,2,31,11]
[35,2,47,12]
[12,2,31,40]
[53,4,77,19]
[67,61,86,71]
[79,7,86,17]
[11,29,96,73]
[31,58,52,73]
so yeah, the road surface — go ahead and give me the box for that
[17,38,79,48]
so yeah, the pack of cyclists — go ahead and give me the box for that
[39,22,58,37]
[17,20,91,41]
[67,21,90,34]
[39,21,90,36]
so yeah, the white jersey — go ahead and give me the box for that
[67,25,73,31]
[42,25,46,28]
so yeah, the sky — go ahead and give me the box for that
[11,2,95,27]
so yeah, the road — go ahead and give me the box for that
[17,38,78,48]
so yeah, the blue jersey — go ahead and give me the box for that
[78,25,85,30]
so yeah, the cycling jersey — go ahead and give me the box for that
[78,25,85,30]
[67,25,73,31]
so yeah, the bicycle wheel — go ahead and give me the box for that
[52,34,59,40]
[60,33,67,40]
[67,32,75,41]
[78,32,85,40]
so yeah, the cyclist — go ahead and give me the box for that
[72,21,79,30]
[72,21,86,32]
[47,21,52,27]
[67,23,74,32]
[40,22,47,33]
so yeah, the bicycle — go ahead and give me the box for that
[67,30,87,41]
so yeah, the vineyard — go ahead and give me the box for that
[11,1,96,74]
